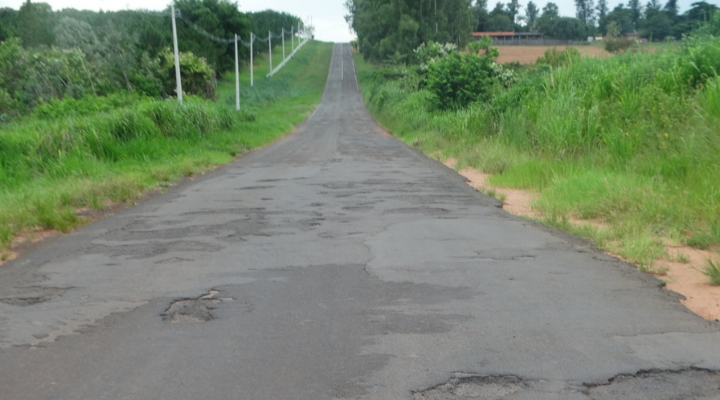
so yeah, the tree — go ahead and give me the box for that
[575,0,596,26]
[0,8,18,42]
[536,2,560,34]
[664,0,678,16]
[473,0,491,31]
[642,11,673,39]
[645,0,662,18]
[628,0,643,28]
[525,1,539,30]
[53,16,97,53]
[487,13,515,31]
[550,17,586,39]
[599,4,635,35]
[686,1,719,22]
[345,0,474,62]
[507,0,521,23]
[17,1,55,47]
[597,0,609,20]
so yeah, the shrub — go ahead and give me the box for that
[426,52,494,110]
[536,47,581,68]
[603,36,635,53]
[158,48,216,100]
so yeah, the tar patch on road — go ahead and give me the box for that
[586,368,720,399]
[0,286,69,306]
[414,369,720,399]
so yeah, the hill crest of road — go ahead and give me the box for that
[0,44,719,400]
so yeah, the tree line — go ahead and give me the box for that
[0,0,302,116]
[474,0,718,40]
[346,0,719,61]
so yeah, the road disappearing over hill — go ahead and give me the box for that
[1,44,719,400]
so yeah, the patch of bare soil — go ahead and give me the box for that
[443,158,720,322]
[495,45,610,65]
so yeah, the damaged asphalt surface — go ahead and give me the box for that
[1,44,720,399]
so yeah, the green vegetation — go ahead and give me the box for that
[354,13,720,270]
[0,1,305,118]
[0,40,332,253]
[702,259,720,285]
[344,0,474,62]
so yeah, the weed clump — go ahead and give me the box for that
[702,259,720,285]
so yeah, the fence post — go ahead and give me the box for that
[250,32,254,87]
[234,33,239,111]
[269,31,272,76]
[171,5,183,103]
[282,28,285,61]
[291,26,294,53]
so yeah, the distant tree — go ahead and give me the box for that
[628,0,643,28]
[550,17,587,39]
[642,11,673,39]
[345,0,473,62]
[686,1,719,22]
[0,8,18,42]
[473,0,491,31]
[597,0,609,20]
[487,13,515,31]
[645,0,662,18]
[17,1,55,47]
[53,17,97,53]
[525,1,540,30]
[575,0,596,26]
[664,0,678,16]
[536,2,560,34]
[507,0,521,23]
[542,2,560,19]
[600,4,636,35]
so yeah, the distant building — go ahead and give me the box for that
[472,31,543,45]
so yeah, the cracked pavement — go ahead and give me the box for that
[0,44,719,399]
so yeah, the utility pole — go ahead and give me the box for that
[291,26,294,53]
[250,32,254,87]
[268,31,272,76]
[171,5,183,103]
[282,27,285,61]
[234,34,239,111]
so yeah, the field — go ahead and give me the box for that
[494,44,666,64]
[495,45,609,64]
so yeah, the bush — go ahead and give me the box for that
[604,36,635,53]
[426,51,494,110]
[537,47,581,68]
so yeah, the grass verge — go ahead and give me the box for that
[0,40,333,256]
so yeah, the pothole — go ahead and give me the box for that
[0,295,53,306]
[0,287,69,306]
[162,290,230,323]
[585,368,720,400]
[413,375,525,400]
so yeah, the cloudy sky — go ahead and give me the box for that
[1,0,704,42]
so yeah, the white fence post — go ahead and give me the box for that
[234,33,239,111]
[268,31,272,76]
[171,5,183,103]
[250,32,254,87]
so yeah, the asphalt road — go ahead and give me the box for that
[1,44,720,400]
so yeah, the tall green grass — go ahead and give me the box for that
[355,32,720,268]
[0,40,333,252]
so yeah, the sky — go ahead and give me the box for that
[0,0,708,42]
